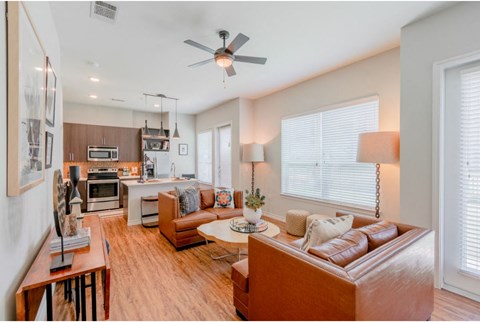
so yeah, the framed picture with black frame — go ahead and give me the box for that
[179,143,188,156]
[45,57,57,127]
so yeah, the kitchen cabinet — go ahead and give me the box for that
[119,177,139,207]
[64,123,88,162]
[64,123,142,162]
[119,128,141,161]
[88,124,120,147]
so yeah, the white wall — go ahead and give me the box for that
[64,102,169,128]
[253,48,401,221]
[0,2,63,319]
[196,99,241,188]
[64,102,196,175]
[400,2,480,228]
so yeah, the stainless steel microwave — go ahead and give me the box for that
[87,146,119,161]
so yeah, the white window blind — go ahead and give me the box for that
[459,67,480,277]
[281,99,378,208]
[197,131,213,184]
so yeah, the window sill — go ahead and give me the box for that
[280,193,376,216]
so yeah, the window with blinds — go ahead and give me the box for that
[197,130,213,184]
[459,67,480,277]
[281,98,378,208]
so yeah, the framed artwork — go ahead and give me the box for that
[179,143,188,156]
[45,57,57,127]
[45,132,54,169]
[7,2,47,196]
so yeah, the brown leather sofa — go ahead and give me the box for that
[231,212,434,320]
[158,189,243,248]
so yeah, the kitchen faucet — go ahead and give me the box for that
[170,162,176,178]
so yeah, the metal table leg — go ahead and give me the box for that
[46,284,53,321]
[205,239,247,261]
[81,275,86,321]
[75,276,80,321]
[91,272,97,321]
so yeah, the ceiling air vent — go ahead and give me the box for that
[90,1,118,24]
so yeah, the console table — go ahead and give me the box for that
[16,215,110,320]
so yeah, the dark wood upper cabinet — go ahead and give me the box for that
[64,123,141,162]
[64,123,88,162]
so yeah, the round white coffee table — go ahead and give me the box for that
[197,218,280,261]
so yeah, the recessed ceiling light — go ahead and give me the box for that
[89,76,100,82]
[153,104,160,107]
[89,94,98,99]
[35,67,43,71]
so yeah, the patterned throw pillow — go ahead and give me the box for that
[175,186,199,217]
[213,188,235,209]
[301,215,353,251]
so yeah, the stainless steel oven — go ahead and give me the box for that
[87,168,120,212]
[87,146,119,162]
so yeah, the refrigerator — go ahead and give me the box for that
[144,151,170,178]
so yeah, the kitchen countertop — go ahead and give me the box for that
[122,178,197,187]
[119,175,140,180]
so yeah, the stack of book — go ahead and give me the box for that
[50,227,91,254]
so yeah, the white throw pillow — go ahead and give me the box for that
[301,215,354,251]
[213,188,235,209]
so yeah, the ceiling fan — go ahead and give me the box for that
[184,30,267,77]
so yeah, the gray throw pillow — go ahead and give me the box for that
[175,186,199,217]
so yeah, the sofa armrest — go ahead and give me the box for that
[248,234,356,321]
[158,192,179,242]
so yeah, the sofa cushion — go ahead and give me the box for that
[301,215,353,251]
[308,230,368,267]
[214,188,235,208]
[172,210,216,232]
[356,220,398,251]
[200,189,215,209]
[175,186,200,216]
[231,258,249,292]
[205,207,243,220]
[289,238,304,249]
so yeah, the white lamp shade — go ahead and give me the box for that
[242,143,264,162]
[357,131,400,164]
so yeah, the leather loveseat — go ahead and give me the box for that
[231,212,434,320]
[158,189,243,248]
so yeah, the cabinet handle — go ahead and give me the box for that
[69,153,72,161]
[72,153,75,161]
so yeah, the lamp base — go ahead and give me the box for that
[50,253,74,273]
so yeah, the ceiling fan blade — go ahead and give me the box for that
[226,33,249,54]
[234,55,267,65]
[188,58,214,68]
[225,65,236,77]
[184,40,216,54]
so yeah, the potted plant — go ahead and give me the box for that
[244,188,266,224]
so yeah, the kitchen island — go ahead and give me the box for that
[122,178,197,226]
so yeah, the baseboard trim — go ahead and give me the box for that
[263,211,285,222]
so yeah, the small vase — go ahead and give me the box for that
[69,165,80,200]
[244,208,263,224]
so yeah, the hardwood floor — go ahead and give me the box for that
[53,214,480,320]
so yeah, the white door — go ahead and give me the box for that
[443,60,480,301]
[216,124,232,187]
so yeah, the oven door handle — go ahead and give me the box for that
[87,179,119,185]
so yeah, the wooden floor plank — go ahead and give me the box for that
[52,214,480,320]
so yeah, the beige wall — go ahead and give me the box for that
[0,2,63,319]
[252,48,401,221]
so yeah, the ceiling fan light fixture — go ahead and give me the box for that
[215,55,233,68]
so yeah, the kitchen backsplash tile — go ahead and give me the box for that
[63,161,142,179]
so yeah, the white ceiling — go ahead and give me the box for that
[50,1,450,115]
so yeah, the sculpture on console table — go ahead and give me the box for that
[69,165,80,200]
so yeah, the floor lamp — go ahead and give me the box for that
[357,131,399,218]
[242,143,264,193]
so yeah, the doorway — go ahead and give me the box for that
[216,124,232,188]
[442,60,480,301]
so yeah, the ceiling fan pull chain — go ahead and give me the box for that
[223,68,227,89]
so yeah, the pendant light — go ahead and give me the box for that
[142,94,151,139]
[159,97,166,138]
[173,99,180,139]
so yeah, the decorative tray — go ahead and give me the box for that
[230,217,268,233]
